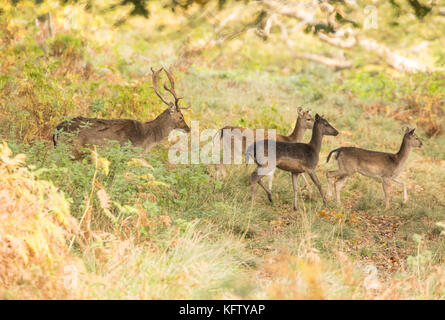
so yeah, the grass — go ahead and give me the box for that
[1,1,445,299]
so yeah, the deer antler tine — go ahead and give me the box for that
[163,68,176,90]
[162,68,184,109]
[151,67,171,107]
[163,82,177,99]
[150,66,185,110]
[163,83,183,99]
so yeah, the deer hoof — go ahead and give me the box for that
[267,194,273,203]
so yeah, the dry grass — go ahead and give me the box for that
[0,142,80,299]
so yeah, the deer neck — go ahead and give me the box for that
[288,118,305,142]
[309,123,323,153]
[143,109,176,145]
[396,136,412,166]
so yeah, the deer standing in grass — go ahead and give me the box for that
[326,127,423,209]
[214,107,314,193]
[53,67,190,158]
[246,114,339,210]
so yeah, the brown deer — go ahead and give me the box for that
[53,67,190,159]
[246,114,339,210]
[326,127,423,209]
[214,107,314,193]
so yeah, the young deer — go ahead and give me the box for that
[53,67,190,159]
[326,127,423,209]
[247,114,339,210]
[214,107,314,192]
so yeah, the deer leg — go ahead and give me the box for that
[215,163,226,179]
[334,175,348,206]
[258,178,273,203]
[308,170,327,206]
[292,172,300,211]
[326,173,333,198]
[250,169,259,205]
[267,168,276,191]
[326,170,345,199]
[392,177,408,204]
[72,142,87,161]
[382,178,391,209]
[217,140,232,179]
[301,173,312,198]
[250,169,273,204]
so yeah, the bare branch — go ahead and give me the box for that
[318,32,356,49]
[358,38,429,73]
[294,52,352,69]
[215,7,243,33]
[261,0,315,24]
[263,14,274,38]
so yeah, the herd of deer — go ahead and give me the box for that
[53,67,423,211]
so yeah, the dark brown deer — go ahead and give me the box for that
[247,114,339,210]
[326,127,423,209]
[53,67,190,159]
[214,107,314,193]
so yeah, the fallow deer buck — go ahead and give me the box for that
[326,127,423,209]
[214,107,314,193]
[53,67,190,159]
[246,114,339,210]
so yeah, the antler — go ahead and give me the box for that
[163,68,190,110]
[150,67,189,110]
[151,67,173,108]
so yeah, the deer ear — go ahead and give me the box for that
[297,107,303,116]
[315,114,320,121]
[409,128,416,135]
[403,126,410,134]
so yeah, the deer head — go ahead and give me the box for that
[315,114,339,136]
[151,67,191,133]
[297,107,314,130]
[403,127,423,148]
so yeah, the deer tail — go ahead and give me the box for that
[326,148,343,163]
[52,120,71,147]
[212,129,223,146]
[52,133,58,147]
